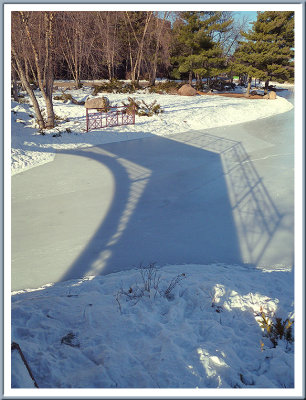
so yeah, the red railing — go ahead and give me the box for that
[86,105,135,132]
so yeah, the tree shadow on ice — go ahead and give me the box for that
[56,130,282,283]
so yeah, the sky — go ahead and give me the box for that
[164,10,258,28]
[234,11,258,25]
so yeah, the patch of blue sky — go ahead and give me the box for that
[233,11,258,25]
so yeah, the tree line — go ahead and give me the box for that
[11,10,294,129]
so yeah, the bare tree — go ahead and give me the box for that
[91,11,125,80]
[11,60,20,102]
[148,12,170,85]
[12,11,56,129]
[57,12,95,87]
[11,13,46,129]
[124,11,153,83]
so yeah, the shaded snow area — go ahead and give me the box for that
[11,264,294,389]
[11,84,293,175]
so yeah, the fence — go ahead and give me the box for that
[86,105,135,132]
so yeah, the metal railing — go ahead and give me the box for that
[86,105,135,132]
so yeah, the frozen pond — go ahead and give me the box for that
[11,89,295,291]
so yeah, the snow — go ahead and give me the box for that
[10,83,297,392]
[11,264,294,389]
[11,349,37,389]
[11,84,293,176]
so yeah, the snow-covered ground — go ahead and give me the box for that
[11,83,293,176]
[12,264,294,390]
[9,82,297,392]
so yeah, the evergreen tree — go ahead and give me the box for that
[171,12,232,85]
[234,11,294,95]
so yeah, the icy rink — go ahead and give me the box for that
[11,104,294,291]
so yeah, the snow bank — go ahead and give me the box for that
[11,264,294,389]
[11,86,293,175]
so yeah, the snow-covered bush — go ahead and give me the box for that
[121,97,163,117]
[114,263,186,312]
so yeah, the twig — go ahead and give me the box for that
[11,342,39,388]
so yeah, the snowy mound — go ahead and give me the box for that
[11,264,294,389]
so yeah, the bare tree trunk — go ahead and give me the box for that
[105,12,113,80]
[11,65,19,102]
[125,11,153,84]
[43,12,55,128]
[20,11,55,128]
[245,75,252,97]
[189,70,193,85]
[264,79,269,95]
[149,12,169,86]
[12,45,45,129]
[196,74,201,86]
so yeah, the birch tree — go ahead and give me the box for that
[12,11,56,129]
[124,11,153,83]
[148,11,170,85]
[57,12,95,88]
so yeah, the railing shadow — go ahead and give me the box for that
[12,129,284,290]
[172,131,282,266]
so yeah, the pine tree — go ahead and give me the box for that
[171,12,232,85]
[234,11,294,95]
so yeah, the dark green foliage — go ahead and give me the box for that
[122,81,142,93]
[171,12,232,82]
[269,317,294,347]
[54,93,73,102]
[54,92,85,105]
[148,80,180,94]
[92,79,141,95]
[233,11,294,91]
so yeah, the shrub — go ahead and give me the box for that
[121,97,163,117]
[121,81,142,93]
[138,100,164,116]
[121,97,140,115]
[92,80,122,95]
[61,332,80,348]
[258,310,294,348]
[114,263,187,313]
[18,98,29,104]
[148,80,180,94]
[163,273,186,300]
[92,79,141,95]
[54,93,73,102]
[194,81,205,91]
[54,92,85,105]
